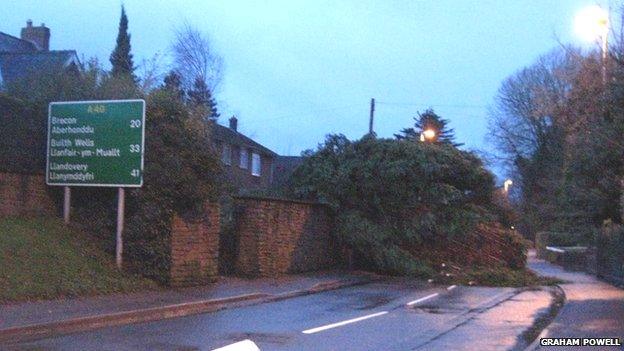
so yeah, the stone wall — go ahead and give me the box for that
[233,196,336,277]
[0,172,56,217]
[170,203,220,286]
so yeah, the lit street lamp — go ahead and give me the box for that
[575,4,609,82]
[420,129,436,142]
[503,179,513,193]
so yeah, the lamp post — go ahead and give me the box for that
[575,4,610,82]
[504,179,513,193]
[420,129,436,142]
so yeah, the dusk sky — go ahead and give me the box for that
[1,1,606,177]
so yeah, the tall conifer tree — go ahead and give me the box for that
[395,109,462,146]
[188,76,219,121]
[110,5,136,81]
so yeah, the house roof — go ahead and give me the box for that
[0,32,37,53]
[211,123,277,157]
[0,50,78,86]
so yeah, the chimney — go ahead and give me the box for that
[229,116,238,131]
[21,20,50,51]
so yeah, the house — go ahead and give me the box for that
[272,155,305,189]
[212,116,278,193]
[0,20,79,88]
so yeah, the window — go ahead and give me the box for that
[239,148,249,169]
[221,143,231,165]
[251,153,261,176]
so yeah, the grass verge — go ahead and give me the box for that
[0,217,157,303]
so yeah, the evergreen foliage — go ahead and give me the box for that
[162,70,185,100]
[187,76,219,121]
[290,134,521,275]
[110,5,136,81]
[395,109,462,146]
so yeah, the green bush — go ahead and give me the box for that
[597,222,624,284]
[0,94,46,173]
[123,90,223,283]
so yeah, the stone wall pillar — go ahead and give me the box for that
[170,203,220,286]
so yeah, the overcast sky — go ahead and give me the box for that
[1,1,607,177]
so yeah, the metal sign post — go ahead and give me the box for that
[46,99,145,269]
[116,187,125,269]
[63,186,71,224]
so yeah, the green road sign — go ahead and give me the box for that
[46,99,146,187]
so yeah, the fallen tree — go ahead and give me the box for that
[290,134,526,281]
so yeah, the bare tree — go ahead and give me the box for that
[488,47,583,163]
[137,52,167,93]
[487,48,586,237]
[171,24,223,92]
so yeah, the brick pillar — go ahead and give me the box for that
[170,203,220,286]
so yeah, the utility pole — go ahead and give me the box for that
[368,98,375,135]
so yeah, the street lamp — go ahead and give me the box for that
[504,179,513,193]
[575,4,609,81]
[420,129,436,142]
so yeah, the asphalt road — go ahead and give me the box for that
[3,279,518,351]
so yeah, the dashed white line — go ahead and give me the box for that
[406,293,439,306]
[303,286,458,335]
[301,311,389,334]
[212,339,260,351]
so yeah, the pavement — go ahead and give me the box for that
[2,277,556,350]
[527,250,624,350]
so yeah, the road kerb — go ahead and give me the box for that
[0,277,374,344]
[0,293,268,344]
[264,277,380,303]
[521,285,567,351]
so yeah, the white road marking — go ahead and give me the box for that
[546,246,565,253]
[406,293,439,306]
[212,339,260,351]
[302,311,389,334]
[447,285,457,291]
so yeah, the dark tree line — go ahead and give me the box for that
[489,27,624,244]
